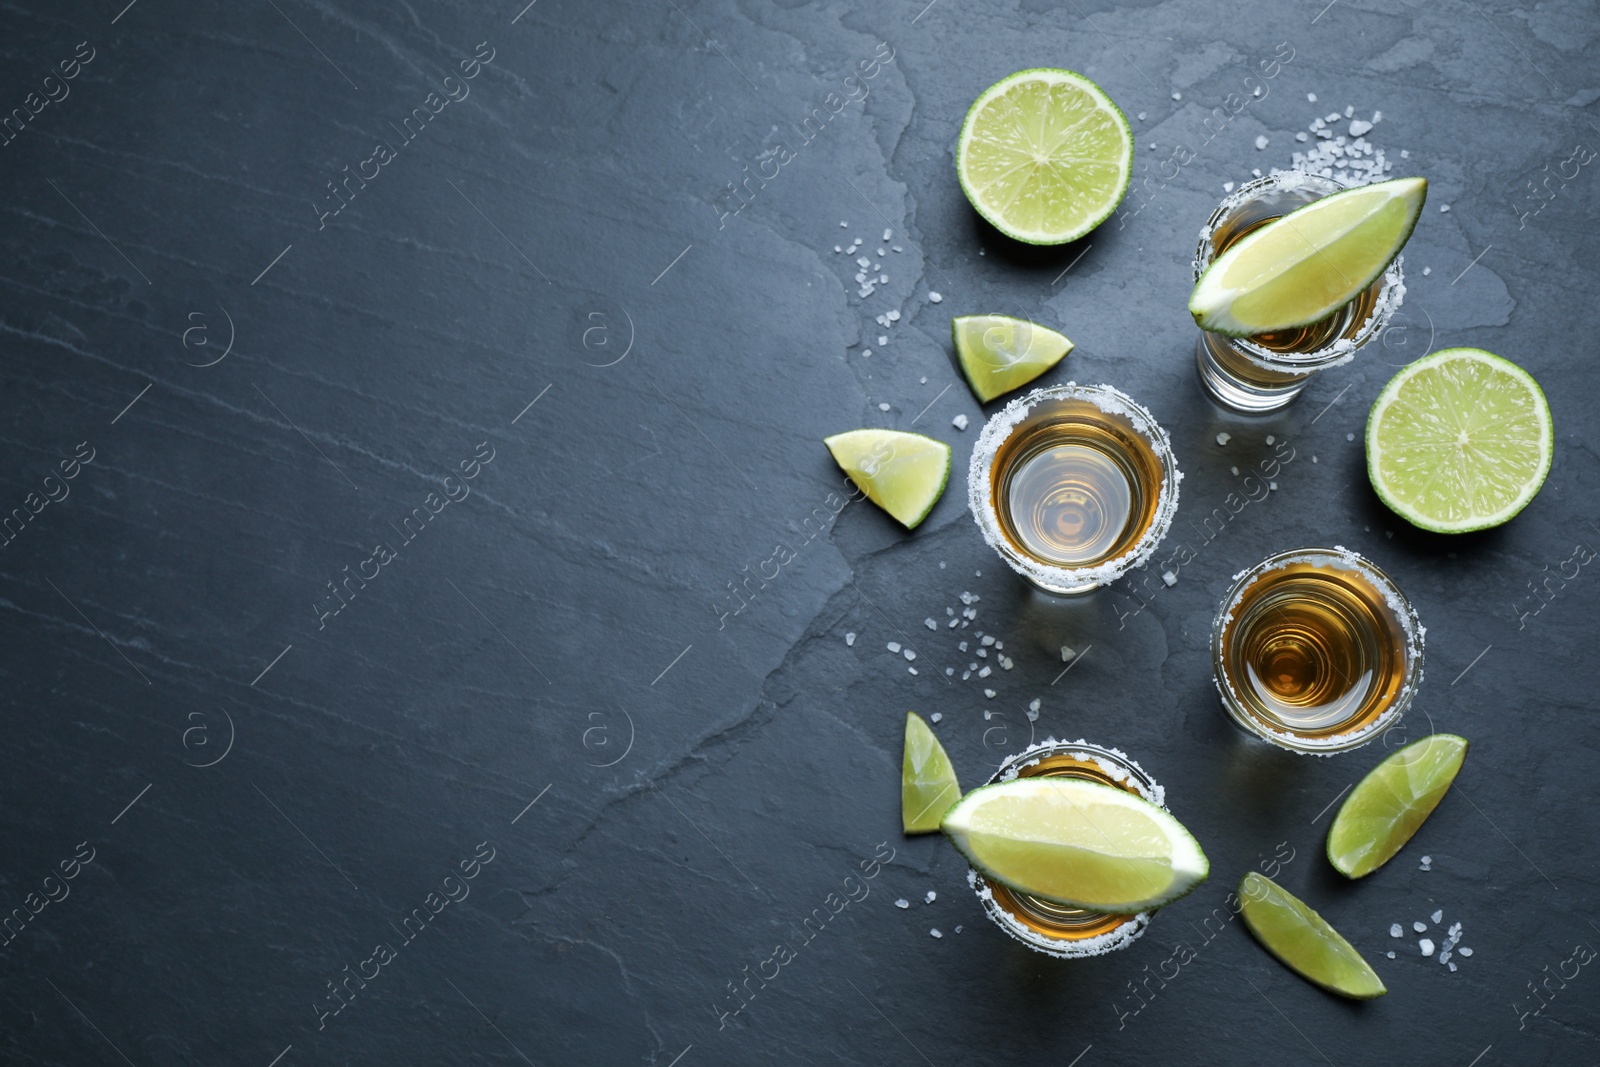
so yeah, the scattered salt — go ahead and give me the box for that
[1269,481,1278,490]
[877,402,891,412]
[1420,938,1435,957]
[930,928,942,938]
[895,898,909,908]
[1422,267,1431,276]
[952,414,969,430]
[930,712,942,722]
[1387,951,1396,959]
[1265,435,1275,444]
[1029,698,1041,712]
[925,890,936,903]
[1223,181,1235,192]
[1349,119,1373,137]
[1413,921,1427,933]
[903,649,916,661]
[978,666,992,678]
[1344,105,1354,117]
[882,228,892,241]
[833,245,842,253]
[1162,571,1177,586]
[1431,909,1443,923]
[1255,134,1269,150]
[1216,432,1231,446]
[1390,924,1403,937]
[878,335,888,346]
[840,221,849,228]
[928,291,942,303]
[1307,92,1318,102]
[907,666,917,675]
[1171,91,1181,100]
[925,618,938,631]
[983,688,995,698]
[981,635,995,646]
[1061,646,1075,661]
[1296,132,1309,142]
[887,641,902,653]
[1231,466,1239,475]
[1449,962,1458,972]
[1439,204,1450,213]
[1346,432,1355,442]
[845,632,856,646]
[1459,947,1473,957]
[1137,111,1147,120]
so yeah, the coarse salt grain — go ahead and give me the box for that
[953,414,969,430]
[845,632,856,646]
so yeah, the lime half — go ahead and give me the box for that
[940,777,1208,911]
[1190,176,1426,336]
[956,69,1132,245]
[824,429,951,529]
[1328,734,1468,878]
[1239,873,1387,999]
[1367,348,1553,533]
[902,712,961,834]
[952,315,1073,402]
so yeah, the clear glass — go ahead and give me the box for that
[968,739,1164,958]
[967,383,1180,595]
[1193,172,1406,414]
[1212,547,1425,755]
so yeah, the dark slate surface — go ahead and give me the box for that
[1,0,1597,1064]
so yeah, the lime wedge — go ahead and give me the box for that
[952,316,1073,402]
[940,777,1208,911]
[1190,176,1426,336]
[1367,348,1553,533]
[1327,734,1468,878]
[902,712,961,834]
[1238,872,1387,999]
[956,69,1132,245]
[824,429,951,530]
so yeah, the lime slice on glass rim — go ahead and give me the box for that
[1238,872,1387,999]
[1367,348,1553,533]
[902,712,962,834]
[956,69,1133,245]
[952,315,1073,403]
[824,429,951,530]
[1327,734,1468,879]
[940,776,1208,912]
[1189,176,1426,336]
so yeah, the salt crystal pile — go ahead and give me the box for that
[1290,106,1393,186]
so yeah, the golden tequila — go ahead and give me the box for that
[1193,173,1403,413]
[969,384,1179,595]
[970,740,1162,957]
[1213,548,1423,754]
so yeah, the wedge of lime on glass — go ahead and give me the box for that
[1239,872,1386,999]
[902,712,961,834]
[940,777,1208,911]
[956,69,1133,245]
[1327,734,1468,878]
[1190,176,1426,336]
[1367,348,1553,533]
[824,429,951,530]
[952,315,1073,402]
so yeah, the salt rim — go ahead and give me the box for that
[1210,546,1426,756]
[966,738,1164,958]
[967,383,1182,593]
[968,868,1152,958]
[1192,172,1406,373]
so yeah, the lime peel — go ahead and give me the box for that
[1328,733,1468,878]
[1239,872,1387,999]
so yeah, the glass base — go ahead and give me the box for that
[1195,334,1309,414]
[1024,574,1103,596]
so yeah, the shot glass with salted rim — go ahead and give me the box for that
[1212,547,1424,755]
[968,383,1180,595]
[967,739,1163,958]
[1193,172,1406,414]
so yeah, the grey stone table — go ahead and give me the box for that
[0,0,1596,1064]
